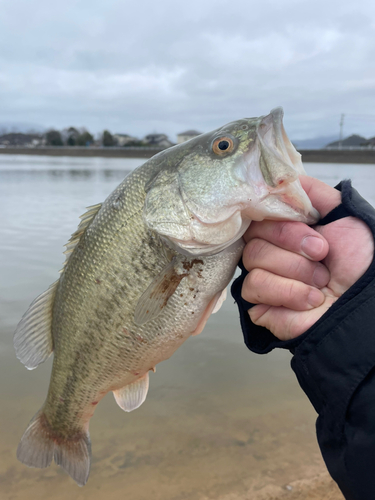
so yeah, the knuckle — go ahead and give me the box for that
[282,279,309,308]
[248,306,259,323]
[249,304,271,325]
[241,273,252,302]
[247,268,267,289]
[289,256,306,279]
[241,269,267,303]
[283,280,297,302]
[288,315,302,339]
[243,238,269,269]
[273,222,292,246]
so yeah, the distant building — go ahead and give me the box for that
[113,133,139,147]
[361,137,375,148]
[143,133,174,148]
[325,134,367,148]
[0,133,44,147]
[177,130,202,144]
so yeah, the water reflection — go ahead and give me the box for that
[0,155,371,499]
[1,168,130,181]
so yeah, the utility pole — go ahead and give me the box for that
[339,114,345,149]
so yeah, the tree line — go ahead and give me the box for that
[45,128,147,147]
[0,126,172,148]
[45,127,108,147]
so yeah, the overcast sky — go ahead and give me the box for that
[0,0,374,141]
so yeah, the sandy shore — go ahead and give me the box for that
[0,386,344,500]
[217,472,342,500]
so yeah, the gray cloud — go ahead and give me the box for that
[0,0,374,140]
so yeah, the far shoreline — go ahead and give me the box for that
[0,146,374,164]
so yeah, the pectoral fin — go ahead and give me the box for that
[212,288,227,314]
[113,373,149,412]
[134,258,187,326]
[191,290,223,337]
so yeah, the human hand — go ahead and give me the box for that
[241,176,374,340]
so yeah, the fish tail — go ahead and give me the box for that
[17,409,91,486]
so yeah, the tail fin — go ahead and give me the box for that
[17,410,91,486]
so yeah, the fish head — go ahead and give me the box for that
[144,107,320,256]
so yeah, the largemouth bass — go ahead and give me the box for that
[14,107,319,485]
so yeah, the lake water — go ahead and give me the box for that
[1,154,374,499]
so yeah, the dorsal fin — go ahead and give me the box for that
[14,203,103,370]
[62,203,102,269]
[14,280,59,370]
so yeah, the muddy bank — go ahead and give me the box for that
[0,146,163,159]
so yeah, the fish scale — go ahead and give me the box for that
[14,107,319,485]
[47,162,233,434]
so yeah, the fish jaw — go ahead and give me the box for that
[235,107,319,224]
[251,178,320,225]
[258,106,305,181]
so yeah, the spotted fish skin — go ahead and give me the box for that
[14,107,319,486]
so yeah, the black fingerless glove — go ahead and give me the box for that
[231,180,375,500]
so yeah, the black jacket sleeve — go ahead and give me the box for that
[231,180,375,500]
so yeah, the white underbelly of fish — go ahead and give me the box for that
[116,240,244,383]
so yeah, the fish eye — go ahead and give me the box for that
[212,136,234,155]
[241,124,248,130]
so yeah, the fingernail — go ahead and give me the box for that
[312,265,330,288]
[301,236,324,259]
[308,288,324,308]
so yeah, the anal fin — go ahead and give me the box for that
[113,373,149,412]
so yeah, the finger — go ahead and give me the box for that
[249,296,338,341]
[299,175,342,218]
[243,220,329,261]
[243,238,330,288]
[242,269,325,311]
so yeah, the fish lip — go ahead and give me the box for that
[257,194,320,224]
[238,107,320,225]
[257,107,284,155]
[257,106,303,175]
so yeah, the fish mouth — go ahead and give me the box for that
[257,107,304,180]
[245,107,320,225]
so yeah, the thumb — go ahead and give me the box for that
[300,175,342,219]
